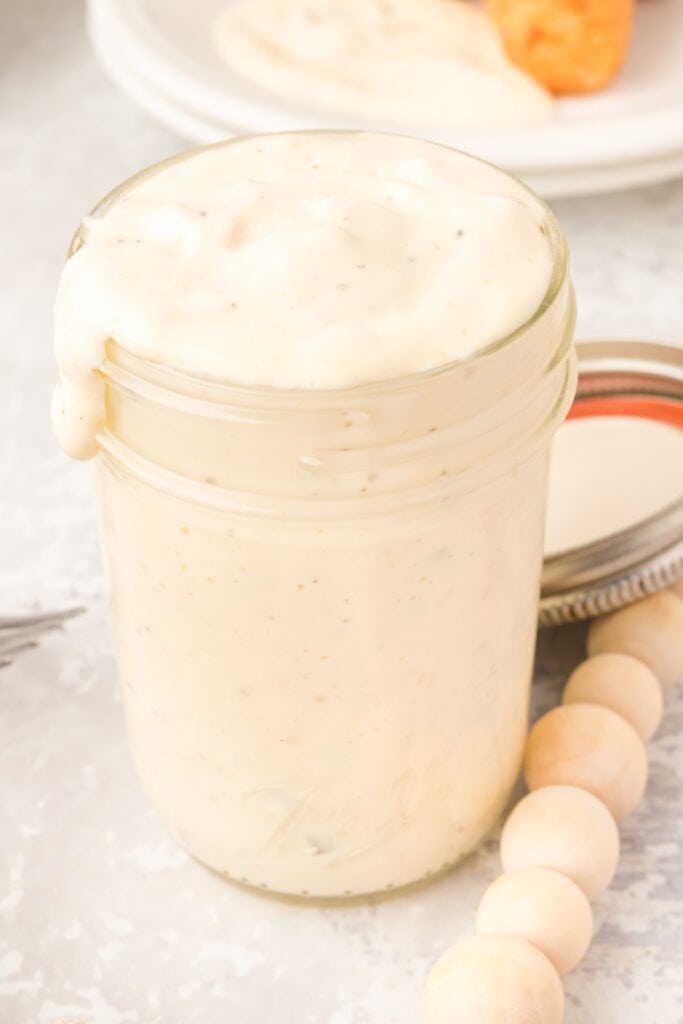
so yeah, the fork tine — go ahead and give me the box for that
[0,607,84,630]
[0,639,38,659]
[0,622,62,642]
[0,607,84,669]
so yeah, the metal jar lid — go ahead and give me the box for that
[539,337,683,627]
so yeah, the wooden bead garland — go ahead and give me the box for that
[423,584,680,1023]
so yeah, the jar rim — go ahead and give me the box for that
[72,129,570,403]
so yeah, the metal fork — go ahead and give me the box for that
[0,607,84,668]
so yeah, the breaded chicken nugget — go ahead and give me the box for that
[485,0,635,95]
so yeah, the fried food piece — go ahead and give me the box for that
[485,0,635,95]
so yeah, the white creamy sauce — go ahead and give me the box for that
[214,0,554,129]
[53,131,568,897]
[545,415,683,556]
[53,131,553,459]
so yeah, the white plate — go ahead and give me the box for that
[89,0,683,195]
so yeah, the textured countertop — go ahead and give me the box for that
[2,2,682,1022]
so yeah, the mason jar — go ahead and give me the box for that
[67,142,576,898]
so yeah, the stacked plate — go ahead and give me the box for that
[89,0,683,197]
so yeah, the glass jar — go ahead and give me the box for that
[77,146,576,899]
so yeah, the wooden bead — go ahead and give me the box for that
[524,704,648,820]
[500,785,619,900]
[587,592,683,693]
[563,653,663,742]
[476,866,592,975]
[423,934,564,1024]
